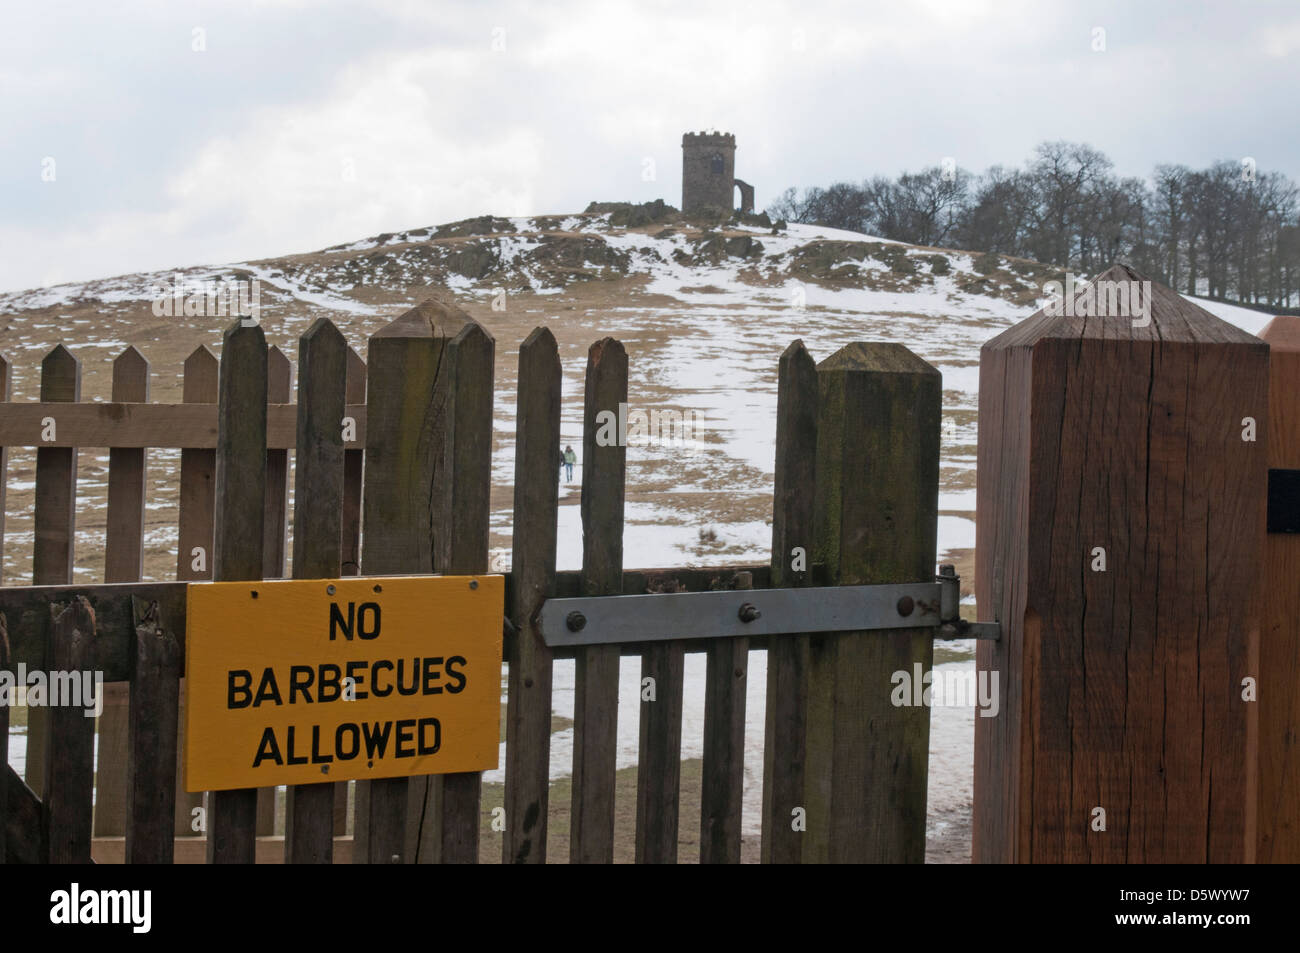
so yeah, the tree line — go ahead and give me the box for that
[767,141,1300,309]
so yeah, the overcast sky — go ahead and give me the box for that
[2,0,1297,292]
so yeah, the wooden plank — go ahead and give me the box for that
[0,401,364,449]
[635,637,684,864]
[700,571,750,864]
[256,346,292,837]
[93,834,356,864]
[105,347,151,582]
[205,322,268,864]
[974,265,1266,863]
[406,316,495,864]
[806,342,940,863]
[177,346,219,585]
[503,328,562,863]
[1258,315,1300,862]
[262,345,292,579]
[28,344,81,798]
[338,347,364,832]
[3,764,41,864]
[355,299,456,864]
[761,340,817,863]
[125,597,180,864]
[0,613,9,863]
[1,582,188,680]
[43,597,97,862]
[176,344,217,838]
[571,338,627,864]
[96,346,150,839]
[284,318,347,865]
[341,347,365,577]
[0,354,11,576]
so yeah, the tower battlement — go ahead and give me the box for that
[682,131,736,146]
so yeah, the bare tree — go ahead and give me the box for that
[766,142,1300,309]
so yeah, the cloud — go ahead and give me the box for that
[2,45,546,290]
[1263,21,1300,58]
[2,0,1297,292]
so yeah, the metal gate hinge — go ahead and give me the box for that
[538,569,1001,648]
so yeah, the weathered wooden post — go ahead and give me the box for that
[335,347,366,835]
[700,570,750,863]
[0,613,8,863]
[407,309,494,864]
[206,321,268,864]
[354,298,493,864]
[1258,315,1300,862]
[805,342,940,863]
[125,596,180,864]
[29,345,81,798]
[570,338,627,864]
[96,346,150,840]
[503,328,562,864]
[284,318,348,864]
[0,355,9,864]
[175,345,218,838]
[0,354,9,567]
[761,340,817,863]
[255,346,292,837]
[974,265,1267,863]
[45,597,96,862]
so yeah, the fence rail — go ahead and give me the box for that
[0,402,368,448]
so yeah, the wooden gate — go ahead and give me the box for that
[0,297,948,863]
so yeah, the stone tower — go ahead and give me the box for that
[681,131,736,212]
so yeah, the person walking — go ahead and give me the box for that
[562,444,577,483]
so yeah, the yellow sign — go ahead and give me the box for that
[183,575,503,792]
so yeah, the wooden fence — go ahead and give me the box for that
[2,270,1298,864]
[0,296,945,863]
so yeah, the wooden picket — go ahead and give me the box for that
[0,356,9,569]
[26,346,81,803]
[256,346,291,837]
[94,347,149,839]
[502,328,561,864]
[125,595,180,864]
[761,340,816,863]
[206,322,268,863]
[700,570,750,863]
[174,345,217,839]
[283,318,348,864]
[570,338,627,864]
